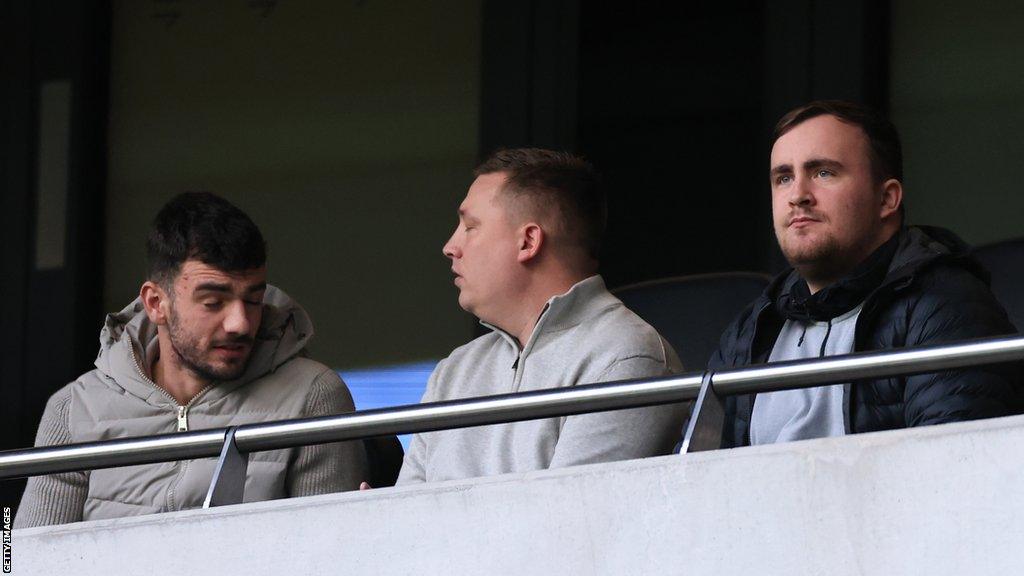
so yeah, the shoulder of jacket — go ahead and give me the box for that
[222,358,341,412]
[598,303,665,343]
[443,332,505,362]
[43,381,77,412]
[64,368,124,397]
[729,297,767,331]
[555,303,671,366]
[916,259,986,287]
[257,356,338,389]
[223,357,351,417]
[885,261,991,308]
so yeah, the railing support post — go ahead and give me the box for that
[204,427,249,508]
[681,371,725,453]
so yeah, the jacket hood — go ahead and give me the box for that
[93,285,314,404]
[886,225,989,285]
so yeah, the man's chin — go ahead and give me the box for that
[785,251,826,268]
[191,359,249,383]
[215,361,249,381]
[780,236,836,266]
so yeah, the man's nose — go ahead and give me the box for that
[223,300,251,335]
[442,229,461,259]
[789,176,814,207]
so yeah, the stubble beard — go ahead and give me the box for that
[778,229,847,287]
[166,307,250,383]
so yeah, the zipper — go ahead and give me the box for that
[129,344,214,432]
[174,387,215,432]
[177,406,189,432]
[129,344,175,401]
[128,342,217,511]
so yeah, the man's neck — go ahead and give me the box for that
[152,334,211,405]
[804,273,840,295]
[506,272,592,349]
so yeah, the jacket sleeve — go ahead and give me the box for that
[707,302,763,449]
[395,360,446,485]
[548,354,689,469]
[394,429,428,485]
[15,387,88,528]
[902,269,1021,427]
[707,300,762,371]
[707,319,738,372]
[286,369,369,496]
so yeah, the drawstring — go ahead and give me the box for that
[795,318,834,354]
[819,318,834,357]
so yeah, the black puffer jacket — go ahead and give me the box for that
[711,226,1021,447]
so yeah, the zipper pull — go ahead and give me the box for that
[177,405,188,432]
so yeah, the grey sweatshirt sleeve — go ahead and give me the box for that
[286,369,369,496]
[548,355,690,469]
[395,361,445,485]
[15,387,88,529]
[395,430,428,485]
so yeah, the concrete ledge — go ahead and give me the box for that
[13,415,1024,575]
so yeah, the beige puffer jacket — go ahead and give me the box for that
[16,286,367,528]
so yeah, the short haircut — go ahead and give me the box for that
[773,100,904,183]
[147,192,267,287]
[474,148,607,261]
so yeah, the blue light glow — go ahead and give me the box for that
[338,361,437,450]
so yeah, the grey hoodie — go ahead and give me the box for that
[16,286,367,528]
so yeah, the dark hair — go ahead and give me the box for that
[773,100,904,183]
[147,192,267,286]
[474,148,607,261]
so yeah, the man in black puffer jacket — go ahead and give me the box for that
[710,100,1020,448]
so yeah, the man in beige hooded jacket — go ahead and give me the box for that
[16,192,367,528]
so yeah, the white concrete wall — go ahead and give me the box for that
[13,415,1024,575]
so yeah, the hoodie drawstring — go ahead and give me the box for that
[797,324,807,348]
[818,318,834,358]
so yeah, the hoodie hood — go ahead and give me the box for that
[93,284,314,404]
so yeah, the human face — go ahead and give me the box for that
[770,114,892,288]
[164,261,267,382]
[443,173,523,322]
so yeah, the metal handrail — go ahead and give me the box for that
[1,335,1022,502]
[0,373,705,480]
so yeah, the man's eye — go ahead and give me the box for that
[203,301,223,310]
[243,299,262,307]
[817,169,834,178]
[775,174,792,186]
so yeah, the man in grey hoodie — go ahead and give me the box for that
[396,148,688,485]
[16,192,367,528]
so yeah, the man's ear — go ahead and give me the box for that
[880,178,903,220]
[140,281,171,326]
[516,222,545,264]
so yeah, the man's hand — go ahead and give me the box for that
[359,482,372,491]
